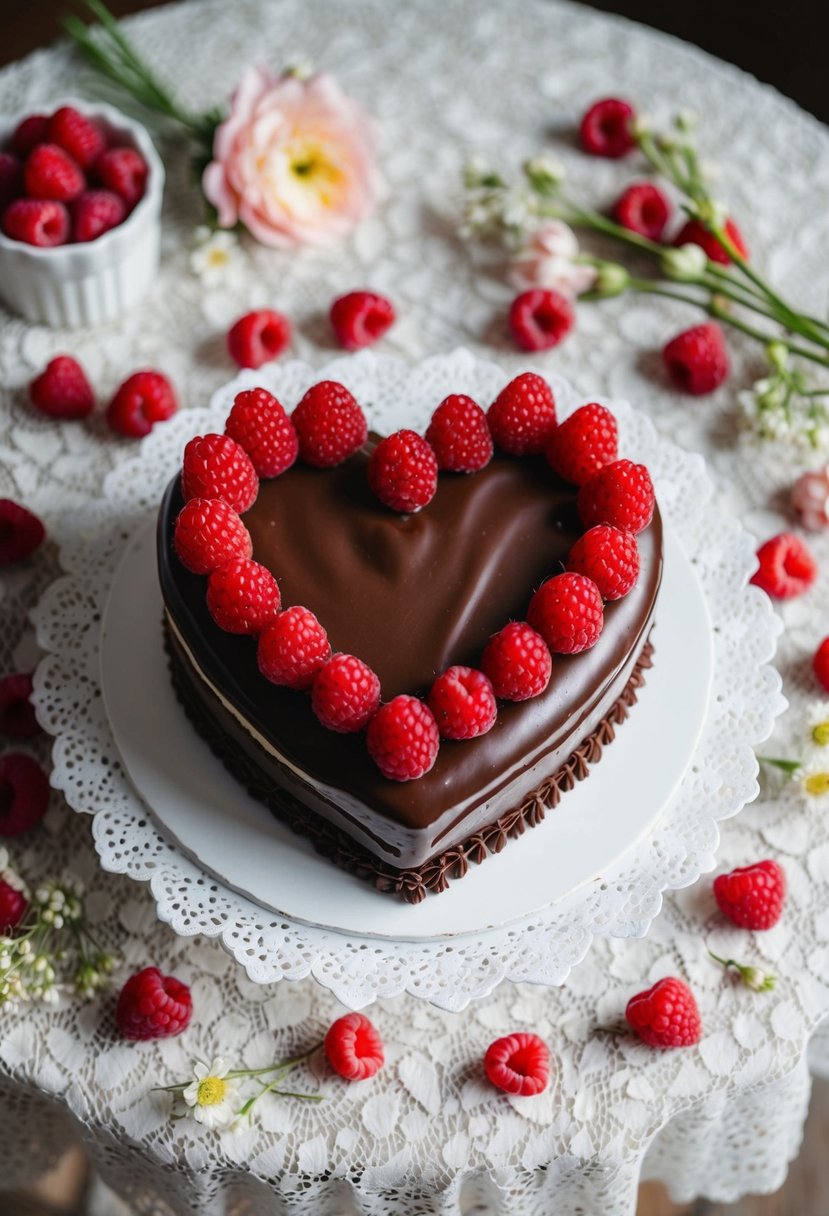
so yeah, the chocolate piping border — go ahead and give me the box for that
[163,622,655,904]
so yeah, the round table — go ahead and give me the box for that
[2,1,829,1212]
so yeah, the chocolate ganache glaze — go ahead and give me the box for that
[157,440,662,870]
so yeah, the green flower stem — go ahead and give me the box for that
[156,1046,321,1095]
[758,756,802,774]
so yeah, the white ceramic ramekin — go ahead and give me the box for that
[0,98,165,327]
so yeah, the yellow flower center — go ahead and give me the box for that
[812,721,829,747]
[805,772,829,797]
[286,141,345,207]
[196,1076,228,1107]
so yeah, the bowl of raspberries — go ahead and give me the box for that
[0,98,164,327]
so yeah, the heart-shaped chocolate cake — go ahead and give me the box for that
[157,374,662,902]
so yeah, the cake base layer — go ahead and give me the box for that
[165,618,654,903]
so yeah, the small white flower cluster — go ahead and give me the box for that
[800,703,829,805]
[35,879,84,930]
[739,345,829,452]
[461,158,536,245]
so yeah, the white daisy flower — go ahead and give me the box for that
[190,228,244,288]
[182,1057,241,1129]
[799,756,829,807]
[805,701,829,751]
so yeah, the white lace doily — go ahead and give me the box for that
[2,0,829,1212]
[30,348,782,1009]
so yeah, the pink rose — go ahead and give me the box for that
[203,67,380,248]
[792,464,829,531]
[509,220,598,298]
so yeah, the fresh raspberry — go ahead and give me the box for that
[673,217,749,266]
[612,182,671,241]
[292,381,368,468]
[227,309,292,370]
[481,621,551,702]
[173,498,252,575]
[366,695,440,781]
[424,394,493,473]
[546,402,618,486]
[0,152,23,211]
[115,966,192,1041]
[427,666,497,740]
[48,106,106,170]
[580,98,636,158]
[815,637,829,694]
[367,429,438,513]
[0,753,50,836]
[625,977,702,1048]
[106,370,178,438]
[488,372,557,456]
[9,113,50,158]
[2,198,69,247]
[181,433,259,513]
[94,146,148,209]
[578,459,655,534]
[0,500,46,565]
[713,859,786,930]
[663,321,729,395]
[508,288,575,352]
[330,290,395,351]
[750,532,817,599]
[311,654,381,733]
[567,525,639,601]
[29,355,95,420]
[0,878,28,934]
[527,572,604,654]
[0,673,40,740]
[71,188,126,242]
[324,1012,384,1081]
[484,1032,550,1096]
[224,387,298,479]
[24,143,85,202]
[206,558,281,635]
[257,606,331,690]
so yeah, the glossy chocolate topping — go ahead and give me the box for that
[157,442,662,868]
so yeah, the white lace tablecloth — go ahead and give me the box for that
[2,0,829,1212]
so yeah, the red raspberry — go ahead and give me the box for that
[0,152,23,211]
[815,637,829,694]
[425,394,493,473]
[227,309,292,370]
[2,198,69,247]
[330,290,396,351]
[181,433,258,513]
[750,532,817,599]
[673,217,749,266]
[24,143,85,202]
[173,498,252,575]
[257,606,331,690]
[311,654,381,733]
[107,370,178,438]
[206,558,281,635]
[488,372,557,456]
[713,859,786,930]
[663,321,729,395]
[29,355,95,421]
[94,146,148,209]
[366,695,440,781]
[224,387,298,478]
[546,402,618,486]
[48,107,106,170]
[0,877,28,934]
[0,753,50,836]
[580,98,636,158]
[9,114,49,158]
[578,459,655,534]
[0,500,46,565]
[427,666,497,740]
[484,1032,550,1096]
[115,966,192,1041]
[71,188,126,243]
[508,288,575,352]
[292,381,368,468]
[324,1012,384,1081]
[481,621,551,702]
[527,572,604,654]
[567,525,639,600]
[0,673,40,740]
[612,182,671,241]
[625,977,702,1048]
[367,429,438,513]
